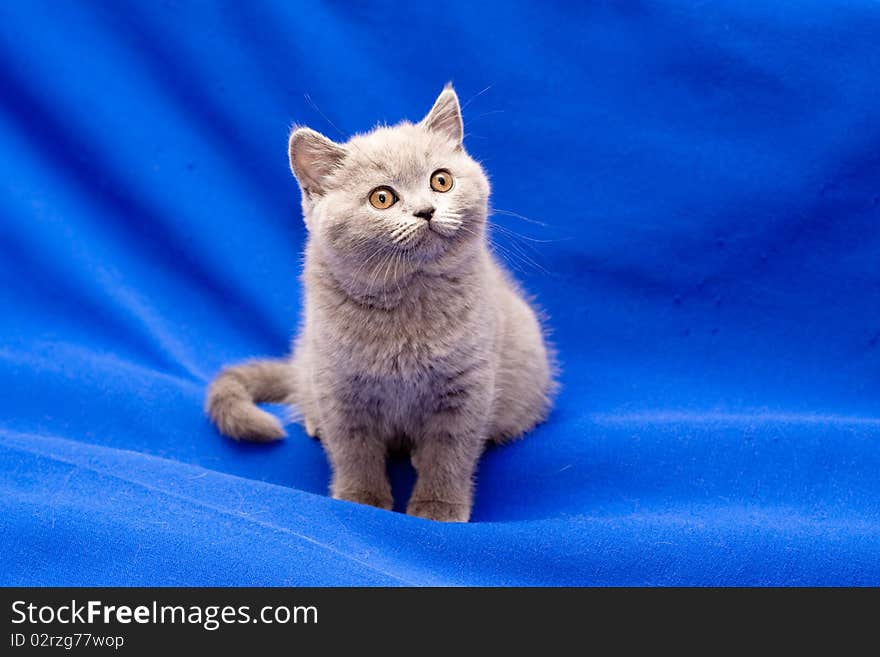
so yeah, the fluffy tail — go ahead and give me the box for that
[205,359,294,441]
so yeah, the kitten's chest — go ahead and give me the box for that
[319,277,485,378]
[337,305,469,378]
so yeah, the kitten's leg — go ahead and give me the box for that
[323,420,392,510]
[407,412,486,522]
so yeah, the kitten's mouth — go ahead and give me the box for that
[393,223,436,245]
[389,216,463,262]
[428,215,464,237]
[388,226,444,262]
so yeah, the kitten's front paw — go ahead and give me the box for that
[333,489,393,511]
[407,499,471,523]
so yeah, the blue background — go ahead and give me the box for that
[1,1,879,585]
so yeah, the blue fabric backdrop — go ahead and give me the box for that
[1,1,879,585]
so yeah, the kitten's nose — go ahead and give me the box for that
[413,206,435,220]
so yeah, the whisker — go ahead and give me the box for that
[365,252,390,295]
[455,223,552,277]
[304,93,347,140]
[469,109,505,121]
[394,223,422,245]
[392,251,403,297]
[350,243,390,285]
[302,94,384,171]
[380,253,393,306]
[491,207,549,227]
[492,233,552,275]
[461,84,493,110]
[490,222,564,244]
[390,221,419,240]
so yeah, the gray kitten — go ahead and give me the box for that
[207,85,555,522]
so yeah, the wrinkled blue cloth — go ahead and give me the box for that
[1,1,879,586]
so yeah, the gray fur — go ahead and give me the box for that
[207,85,556,522]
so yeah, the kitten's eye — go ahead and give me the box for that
[368,186,398,209]
[430,169,454,193]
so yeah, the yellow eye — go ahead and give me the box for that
[369,187,397,209]
[430,169,454,193]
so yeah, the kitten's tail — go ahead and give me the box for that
[205,359,294,441]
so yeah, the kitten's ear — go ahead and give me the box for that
[420,83,463,147]
[288,127,348,195]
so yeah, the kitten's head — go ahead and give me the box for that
[288,85,490,282]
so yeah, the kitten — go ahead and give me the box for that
[207,85,556,522]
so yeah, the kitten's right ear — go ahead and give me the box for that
[288,127,348,195]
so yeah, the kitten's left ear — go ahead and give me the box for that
[420,83,463,147]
